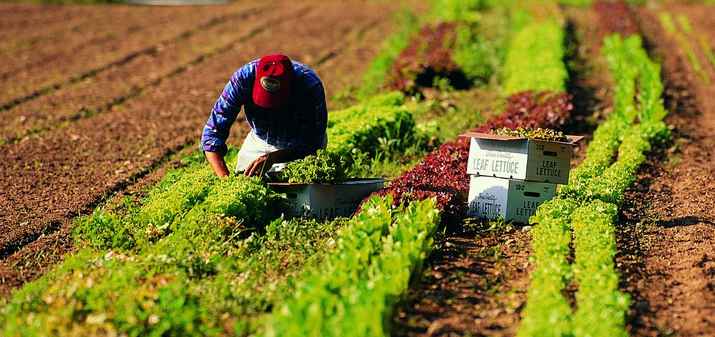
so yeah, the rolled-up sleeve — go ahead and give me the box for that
[200,65,253,155]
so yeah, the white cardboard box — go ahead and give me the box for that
[467,176,556,224]
[463,132,582,184]
[268,179,385,219]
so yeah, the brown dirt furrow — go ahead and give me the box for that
[0,0,397,266]
[0,6,109,46]
[0,4,95,29]
[0,3,267,67]
[393,229,531,337]
[613,6,715,337]
[0,5,269,144]
[0,3,263,108]
[0,5,238,76]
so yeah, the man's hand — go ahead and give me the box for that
[205,151,230,178]
[244,153,274,177]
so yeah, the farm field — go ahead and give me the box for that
[1,1,714,337]
[0,0,408,292]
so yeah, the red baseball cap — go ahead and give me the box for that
[253,54,294,109]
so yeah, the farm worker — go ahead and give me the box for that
[201,54,328,177]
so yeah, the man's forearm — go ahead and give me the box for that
[205,151,230,177]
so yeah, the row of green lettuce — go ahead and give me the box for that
[517,34,670,337]
[658,11,715,84]
[0,90,434,336]
[503,14,567,94]
[0,182,439,336]
[265,196,440,337]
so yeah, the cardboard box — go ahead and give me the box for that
[463,132,582,184]
[268,179,385,219]
[467,176,556,224]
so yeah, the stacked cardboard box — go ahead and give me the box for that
[462,132,582,224]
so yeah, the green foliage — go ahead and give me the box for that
[71,149,239,252]
[520,34,670,337]
[659,12,710,84]
[519,199,577,337]
[558,0,592,5]
[560,35,640,200]
[279,150,350,184]
[357,10,421,99]
[571,200,629,337]
[285,92,431,182]
[266,196,440,337]
[429,0,488,22]
[581,122,668,205]
[1,176,283,336]
[453,12,509,84]
[73,166,218,251]
[328,92,423,158]
[73,210,133,250]
[560,35,669,203]
[503,19,567,94]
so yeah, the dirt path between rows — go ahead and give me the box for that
[390,7,612,336]
[0,1,401,296]
[614,5,715,337]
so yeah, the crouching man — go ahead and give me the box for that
[201,54,328,177]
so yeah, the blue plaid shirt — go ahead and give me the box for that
[201,59,327,156]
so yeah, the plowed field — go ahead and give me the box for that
[0,0,403,293]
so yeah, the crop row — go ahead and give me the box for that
[266,196,440,337]
[0,88,431,336]
[517,34,669,337]
[658,11,714,84]
[1,175,279,336]
[503,15,566,94]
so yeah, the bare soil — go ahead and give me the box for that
[0,1,402,296]
[0,3,264,106]
[393,227,531,337]
[613,5,715,337]
[0,5,268,143]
